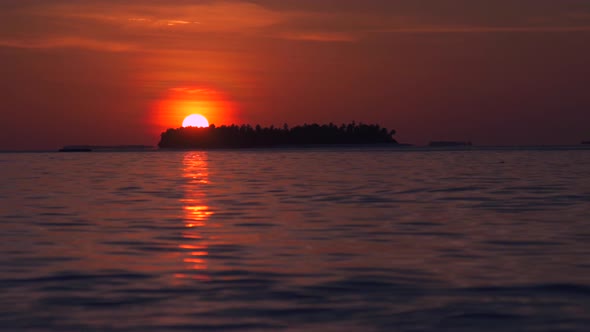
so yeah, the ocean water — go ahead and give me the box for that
[1,147,590,331]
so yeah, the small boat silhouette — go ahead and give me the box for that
[58,147,92,152]
[429,141,472,147]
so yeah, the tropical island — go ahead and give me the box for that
[158,122,398,149]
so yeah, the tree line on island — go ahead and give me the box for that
[159,122,398,149]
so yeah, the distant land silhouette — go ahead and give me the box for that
[582,141,590,145]
[59,145,154,152]
[429,141,472,147]
[159,122,398,149]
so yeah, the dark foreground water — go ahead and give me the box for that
[1,148,590,331]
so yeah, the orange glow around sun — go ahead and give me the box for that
[152,87,238,132]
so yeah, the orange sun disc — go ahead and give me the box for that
[182,114,209,128]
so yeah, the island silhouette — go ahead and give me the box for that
[159,122,397,149]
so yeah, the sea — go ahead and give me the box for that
[1,147,589,331]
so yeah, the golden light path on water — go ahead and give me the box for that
[176,152,214,282]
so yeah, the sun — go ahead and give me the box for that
[182,114,209,128]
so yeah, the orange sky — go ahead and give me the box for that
[1,0,590,149]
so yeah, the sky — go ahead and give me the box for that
[1,0,589,149]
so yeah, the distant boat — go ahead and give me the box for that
[58,147,92,152]
[58,145,154,152]
[429,141,472,147]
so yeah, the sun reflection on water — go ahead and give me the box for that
[176,152,213,281]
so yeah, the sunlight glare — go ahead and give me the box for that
[182,114,209,128]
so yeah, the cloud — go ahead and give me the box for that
[0,37,136,52]
[0,1,284,52]
[2,0,590,53]
[373,26,590,34]
[29,1,283,32]
[278,32,358,42]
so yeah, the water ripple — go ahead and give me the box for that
[0,149,589,331]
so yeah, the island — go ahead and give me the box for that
[582,141,590,145]
[159,123,398,149]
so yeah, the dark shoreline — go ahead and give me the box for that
[158,123,398,149]
[3,144,590,154]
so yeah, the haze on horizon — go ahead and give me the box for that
[1,0,589,150]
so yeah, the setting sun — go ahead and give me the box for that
[151,86,238,135]
[182,114,209,128]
